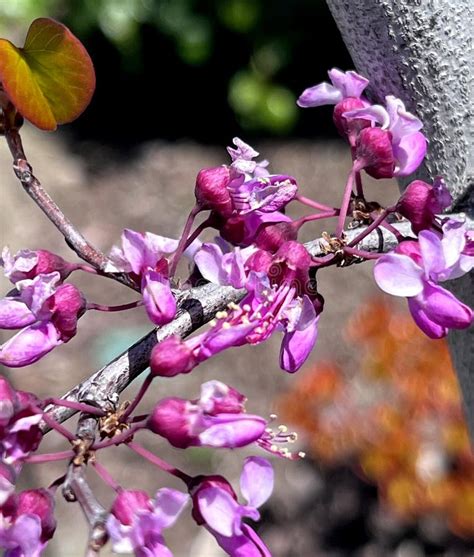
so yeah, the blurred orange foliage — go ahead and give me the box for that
[279,299,474,538]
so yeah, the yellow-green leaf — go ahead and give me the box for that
[0,18,95,131]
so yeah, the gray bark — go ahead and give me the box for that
[326,0,474,437]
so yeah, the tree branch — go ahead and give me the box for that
[43,215,473,431]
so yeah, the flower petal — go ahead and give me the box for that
[418,230,445,277]
[197,487,240,536]
[194,243,225,285]
[374,253,424,297]
[0,322,61,368]
[297,82,342,107]
[152,488,189,530]
[198,414,267,448]
[210,524,272,557]
[141,271,176,326]
[393,132,427,176]
[0,298,36,329]
[328,68,369,98]
[240,457,274,509]
[344,104,390,128]
[408,296,447,339]
[421,283,473,330]
[280,312,319,373]
[386,95,423,138]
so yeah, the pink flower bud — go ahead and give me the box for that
[270,241,312,288]
[255,221,298,253]
[17,489,56,542]
[111,490,152,525]
[397,178,452,233]
[147,398,194,448]
[355,127,395,179]
[150,336,196,377]
[334,97,369,139]
[1,248,74,284]
[195,166,233,216]
[51,283,86,341]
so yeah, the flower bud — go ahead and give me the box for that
[195,166,232,217]
[111,490,152,525]
[1,248,74,284]
[397,178,452,233]
[150,336,196,377]
[270,241,312,287]
[51,283,86,341]
[334,97,369,139]
[255,221,298,253]
[17,489,56,542]
[147,398,194,448]
[355,127,395,179]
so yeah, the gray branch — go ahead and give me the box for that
[43,216,473,431]
[326,0,474,438]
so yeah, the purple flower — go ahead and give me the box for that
[0,274,86,367]
[194,240,256,289]
[191,457,273,557]
[0,377,43,465]
[227,137,269,178]
[0,463,16,506]
[106,229,179,326]
[297,68,369,108]
[1,247,75,285]
[397,177,452,233]
[0,488,56,557]
[147,380,267,450]
[345,95,427,177]
[374,221,473,338]
[106,488,189,556]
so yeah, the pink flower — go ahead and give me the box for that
[1,247,75,285]
[149,336,196,378]
[374,220,473,338]
[0,377,43,465]
[106,229,178,326]
[190,457,273,557]
[0,273,86,367]
[397,177,452,233]
[147,381,267,449]
[0,488,56,557]
[106,488,189,556]
[345,95,427,177]
[226,137,269,178]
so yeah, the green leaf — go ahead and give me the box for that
[0,18,95,131]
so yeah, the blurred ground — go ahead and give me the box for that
[1,125,404,556]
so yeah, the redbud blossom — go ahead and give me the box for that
[149,336,196,377]
[190,457,273,557]
[1,247,75,285]
[397,177,452,233]
[195,166,233,216]
[147,380,267,449]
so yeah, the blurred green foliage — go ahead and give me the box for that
[0,0,345,139]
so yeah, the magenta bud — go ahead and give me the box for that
[397,179,451,234]
[355,127,395,179]
[255,221,298,253]
[111,490,152,525]
[150,336,196,377]
[51,284,86,341]
[147,398,194,448]
[34,250,74,280]
[195,166,233,217]
[189,474,237,525]
[17,489,56,542]
[333,97,369,138]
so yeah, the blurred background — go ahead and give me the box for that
[1,1,473,556]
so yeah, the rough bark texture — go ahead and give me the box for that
[326,0,474,437]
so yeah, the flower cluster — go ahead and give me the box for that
[1,66,473,557]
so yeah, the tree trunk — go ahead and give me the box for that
[326,0,474,437]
